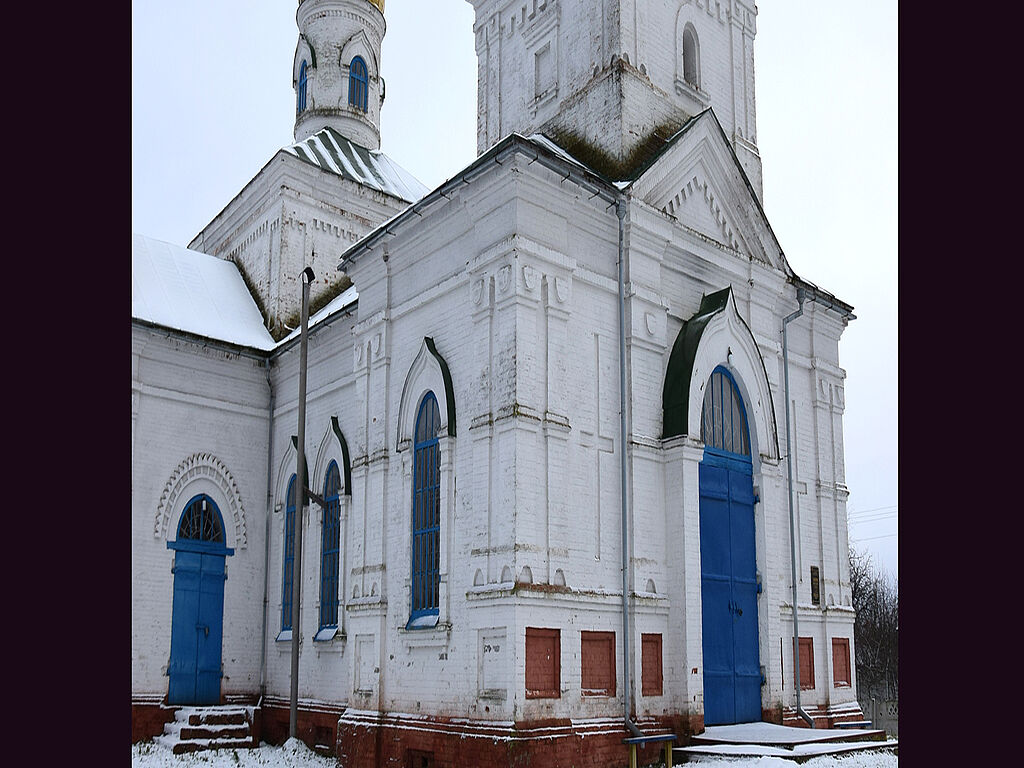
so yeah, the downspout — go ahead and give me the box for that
[259,357,275,701]
[783,288,814,728]
[616,196,643,739]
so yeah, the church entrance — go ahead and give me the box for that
[166,494,233,705]
[698,367,761,725]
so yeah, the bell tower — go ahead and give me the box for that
[468,0,762,196]
[293,0,386,149]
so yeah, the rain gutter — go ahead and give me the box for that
[782,288,814,728]
[616,196,643,739]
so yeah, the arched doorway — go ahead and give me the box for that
[166,494,234,705]
[699,367,760,724]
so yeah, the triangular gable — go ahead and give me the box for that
[629,110,792,275]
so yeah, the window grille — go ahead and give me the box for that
[411,393,440,620]
[700,367,751,456]
[320,461,341,629]
[282,474,297,631]
[176,494,225,543]
[349,56,368,112]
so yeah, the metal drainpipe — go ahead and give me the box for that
[783,288,814,728]
[259,357,274,701]
[616,197,643,739]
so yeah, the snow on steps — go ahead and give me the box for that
[674,722,897,764]
[154,706,256,755]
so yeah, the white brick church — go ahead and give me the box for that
[131,1,863,764]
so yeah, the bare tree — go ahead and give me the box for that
[850,547,898,701]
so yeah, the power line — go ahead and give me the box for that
[847,504,897,518]
[849,511,898,524]
[851,532,898,542]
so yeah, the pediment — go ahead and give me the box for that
[631,111,792,275]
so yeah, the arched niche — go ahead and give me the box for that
[313,416,353,497]
[396,337,456,451]
[155,453,246,550]
[663,286,778,462]
[276,436,312,511]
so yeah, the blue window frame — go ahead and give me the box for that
[177,494,225,544]
[349,56,368,112]
[319,461,342,630]
[700,367,751,457]
[297,60,308,115]
[282,474,297,631]
[410,392,440,623]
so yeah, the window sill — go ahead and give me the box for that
[398,619,450,650]
[405,613,439,631]
[276,629,295,643]
[313,626,343,643]
[674,77,710,115]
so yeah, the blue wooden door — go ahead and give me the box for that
[700,454,760,724]
[167,494,232,706]
[168,550,227,705]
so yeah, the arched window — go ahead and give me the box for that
[319,461,341,630]
[349,56,368,112]
[411,392,440,622]
[281,474,297,631]
[700,367,750,457]
[177,494,225,544]
[682,25,700,89]
[297,60,308,116]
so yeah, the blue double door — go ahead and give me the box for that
[699,452,761,725]
[167,547,228,705]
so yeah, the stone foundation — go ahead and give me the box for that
[337,711,701,768]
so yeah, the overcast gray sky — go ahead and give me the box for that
[132,1,897,578]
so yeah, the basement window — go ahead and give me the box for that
[526,627,560,698]
[832,638,851,687]
[581,631,616,697]
[793,637,815,690]
[641,634,663,696]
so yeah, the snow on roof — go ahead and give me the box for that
[276,283,358,346]
[132,233,276,351]
[284,127,429,203]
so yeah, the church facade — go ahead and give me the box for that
[131,2,863,765]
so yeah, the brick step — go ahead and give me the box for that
[172,737,255,755]
[188,711,248,726]
[160,706,255,754]
[180,725,251,740]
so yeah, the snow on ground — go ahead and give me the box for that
[132,739,897,768]
[132,738,335,767]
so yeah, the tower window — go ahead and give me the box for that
[349,56,368,112]
[297,60,308,115]
[682,25,700,89]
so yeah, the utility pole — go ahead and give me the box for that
[289,266,315,739]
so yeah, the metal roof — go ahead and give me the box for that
[283,127,429,203]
